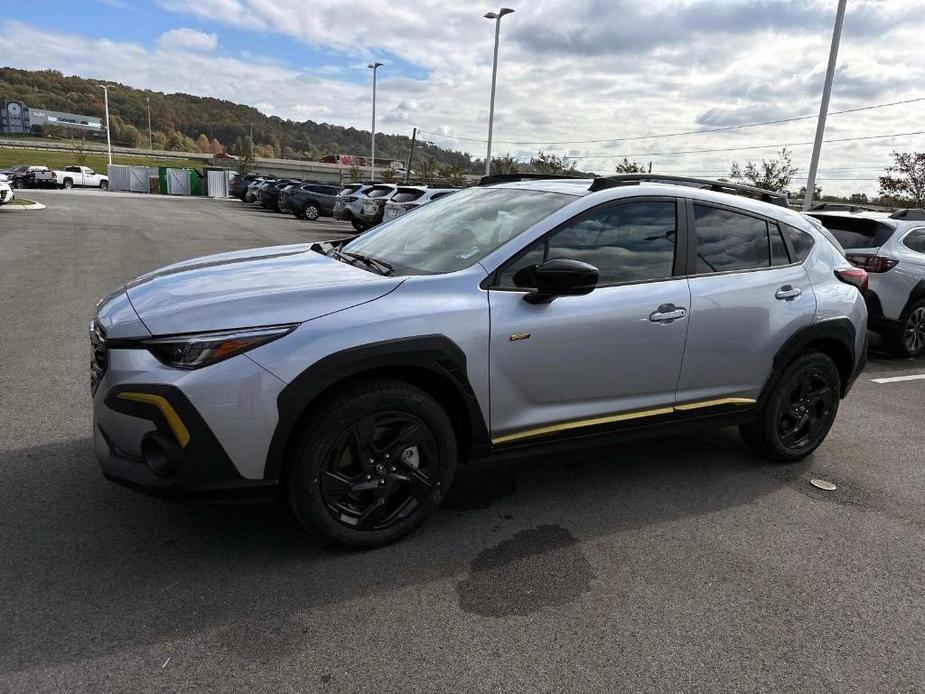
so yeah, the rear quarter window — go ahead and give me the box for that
[903,229,925,254]
[782,224,815,262]
[809,215,895,249]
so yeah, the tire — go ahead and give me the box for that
[12,179,23,189]
[739,351,841,463]
[62,179,73,190]
[888,299,925,358]
[287,379,457,548]
[351,218,368,233]
[100,180,108,191]
[303,203,321,221]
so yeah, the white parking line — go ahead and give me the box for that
[871,373,925,384]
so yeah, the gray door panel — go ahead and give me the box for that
[676,265,815,403]
[488,279,690,438]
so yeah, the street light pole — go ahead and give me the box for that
[803,0,846,211]
[146,96,153,151]
[484,7,514,177]
[97,84,112,166]
[368,62,383,181]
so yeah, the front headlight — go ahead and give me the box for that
[144,324,297,369]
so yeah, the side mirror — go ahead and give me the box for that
[521,258,599,304]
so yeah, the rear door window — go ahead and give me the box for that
[693,204,770,273]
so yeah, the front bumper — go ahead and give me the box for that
[93,346,287,501]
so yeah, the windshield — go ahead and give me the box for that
[342,187,575,275]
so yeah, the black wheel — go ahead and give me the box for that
[351,218,368,233]
[739,351,840,462]
[303,203,321,221]
[12,179,23,189]
[888,299,925,358]
[287,379,457,548]
[100,180,108,191]
[62,179,73,190]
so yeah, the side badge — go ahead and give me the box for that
[509,333,531,342]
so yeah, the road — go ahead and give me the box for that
[1,190,923,693]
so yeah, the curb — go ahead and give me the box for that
[0,200,47,211]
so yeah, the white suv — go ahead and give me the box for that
[808,206,925,357]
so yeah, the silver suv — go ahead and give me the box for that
[90,175,867,548]
[807,206,925,357]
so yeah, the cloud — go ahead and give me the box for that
[157,28,218,52]
[4,0,925,197]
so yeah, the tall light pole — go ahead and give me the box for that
[803,0,846,211]
[146,96,153,151]
[368,62,383,181]
[97,84,112,166]
[484,7,514,176]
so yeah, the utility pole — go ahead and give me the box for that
[146,97,153,150]
[97,84,112,167]
[803,0,846,211]
[368,62,383,181]
[405,127,417,183]
[484,8,515,176]
[648,161,652,174]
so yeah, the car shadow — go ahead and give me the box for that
[0,429,816,674]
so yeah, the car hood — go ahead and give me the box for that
[125,243,403,336]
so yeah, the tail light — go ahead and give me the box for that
[846,254,898,273]
[835,267,869,293]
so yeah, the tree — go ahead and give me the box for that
[729,148,798,192]
[614,157,647,174]
[348,165,362,183]
[195,133,211,153]
[798,184,822,199]
[381,167,398,183]
[491,153,520,175]
[440,164,468,187]
[879,151,925,208]
[416,158,439,184]
[75,139,89,166]
[529,150,576,174]
[210,138,224,155]
[848,192,869,204]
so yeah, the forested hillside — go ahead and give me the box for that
[0,68,476,169]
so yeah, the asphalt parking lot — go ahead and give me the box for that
[1,190,923,693]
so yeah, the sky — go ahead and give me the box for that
[2,0,924,196]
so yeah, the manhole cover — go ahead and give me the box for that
[810,478,837,491]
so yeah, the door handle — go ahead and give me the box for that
[649,304,687,323]
[775,285,802,301]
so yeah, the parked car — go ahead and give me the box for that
[34,165,108,190]
[0,179,14,206]
[3,164,51,189]
[333,183,378,232]
[356,184,398,228]
[231,173,264,201]
[286,183,342,220]
[807,206,925,357]
[90,174,866,548]
[383,185,459,222]
[260,179,301,211]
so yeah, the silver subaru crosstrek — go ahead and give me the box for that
[91,175,867,548]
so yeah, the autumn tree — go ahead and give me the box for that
[210,138,224,155]
[614,157,647,174]
[529,151,576,174]
[491,153,520,175]
[196,133,211,153]
[729,148,798,192]
[879,151,925,208]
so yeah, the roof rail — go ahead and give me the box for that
[809,202,882,213]
[588,174,789,208]
[889,208,925,220]
[477,173,588,186]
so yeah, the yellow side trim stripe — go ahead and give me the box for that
[492,397,756,445]
[116,392,191,448]
[674,397,757,411]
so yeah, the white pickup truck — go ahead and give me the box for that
[34,165,109,190]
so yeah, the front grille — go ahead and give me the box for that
[89,320,108,395]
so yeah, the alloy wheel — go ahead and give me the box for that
[320,412,439,531]
[305,205,320,221]
[903,307,925,355]
[777,368,837,450]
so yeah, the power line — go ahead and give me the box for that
[569,129,925,160]
[415,96,925,146]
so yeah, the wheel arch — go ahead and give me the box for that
[902,280,925,315]
[762,318,859,404]
[263,335,489,481]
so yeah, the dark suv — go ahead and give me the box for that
[286,183,342,220]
